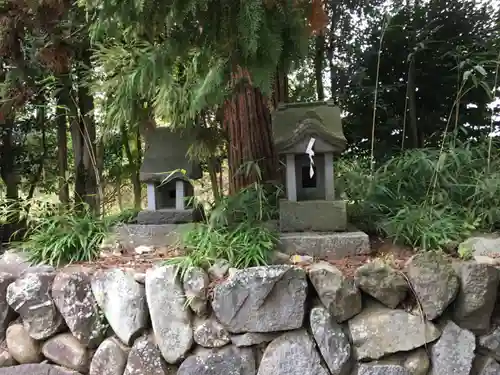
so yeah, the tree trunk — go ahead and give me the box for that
[0,120,18,201]
[315,34,325,100]
[272,59,289,109]
[73,41,98,214]
[56,81,70,206]
[133,127,142,210]
[224,66,278,194]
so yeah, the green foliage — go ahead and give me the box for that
[166,183,280,275]
[1,199,135,266]
[338,139,500,250]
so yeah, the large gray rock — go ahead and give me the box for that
[123,335,177,375]
[308,262,362,322]
[479,327,500,361]
[90,337,130,375]
[193,316,230,348]
[42,333,90,373]
[0,251,53,278]
[354,262,407,308]
[0,273,15,340]
[357,364,410,375]
[145,266,193,364]
[310,306,352,375]
[231,332,280,347]
[474,356,500,375]
[453,262,499,333]
[182,267,209,316]
[429,321,475,375]
[406,252,459,320]
[348,304,441,360]
[91,269,148,346]
[5,324,42,364]
[178,346,255,375]
[0,364,82,375]
[460,236,500,257]
[52,271,107,348]
[212,266,307,333]
[6,272,64,340]
[257,330,329,375]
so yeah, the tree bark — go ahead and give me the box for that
[0,120,18,201]
[56,81,70,206]
[407,57,420,148]
[272,59,289,109]
[224,66,278,194]
[74,40,98,214]
[315,34,325,100]
[121,123,142,210]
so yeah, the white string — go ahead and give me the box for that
[306,137,316,178]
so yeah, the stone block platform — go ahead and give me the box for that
[278,231,371,259]
[136,209,197,225]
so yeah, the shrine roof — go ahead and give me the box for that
[272,101,347,153]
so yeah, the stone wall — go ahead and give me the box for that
[0,252,499,375]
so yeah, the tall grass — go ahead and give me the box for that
[338,138,500,250]
[166,182,281,275]
[0,199,138,266]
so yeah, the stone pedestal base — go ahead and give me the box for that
[278,231,370,259]
[136,209,197,225]
[279,200,347,232]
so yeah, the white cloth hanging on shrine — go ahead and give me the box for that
[305,137,316,178]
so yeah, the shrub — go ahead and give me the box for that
[338,138,500,250]
[166,182,281,275]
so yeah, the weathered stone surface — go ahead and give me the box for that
[453,262,499,333]
[0,348,15,367]
[212,265,307,333]
[6,272,64,340]
[0,273,15,340]
[182,267,209,316]
[52,271,107,348]
[257,330,328,375]
[0,364,82,375]
[178,345,254,375]
[310,306,352,375]
[354,262,407,308]
[403,349,429,375]
[357,364,410,375]
[5,324,42,364]
[208,259,230,281]
[231,332,280,347]
[90,337,130,375]
[460,236,500,257]
[91,269,148,346]
[279,231,371,259]
[474,356,500,375]
[308,262,362,322]
[42,333,90,373]
[348,304,440,360]
[193,316,230,348]
[479,326,500,361]
[406,252,459,320]
[145,265,193,364]
[429,321,475,375]
[123,335,176,375]
[0,251,54,278]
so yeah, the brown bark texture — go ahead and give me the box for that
[224,66,278,194]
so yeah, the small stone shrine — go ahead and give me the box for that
[136,127,203,225]
[273,101,370,258]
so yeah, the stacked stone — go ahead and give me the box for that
[0,250,498,375]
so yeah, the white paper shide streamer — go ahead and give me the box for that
[305,137,316,178]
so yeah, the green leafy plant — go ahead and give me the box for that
[166,182,281,276]
[338,138,500,251]
[1,198,136,266]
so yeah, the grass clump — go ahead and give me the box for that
[338,138,500,251]
[0,199,138,266]
[166,182,280,275]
